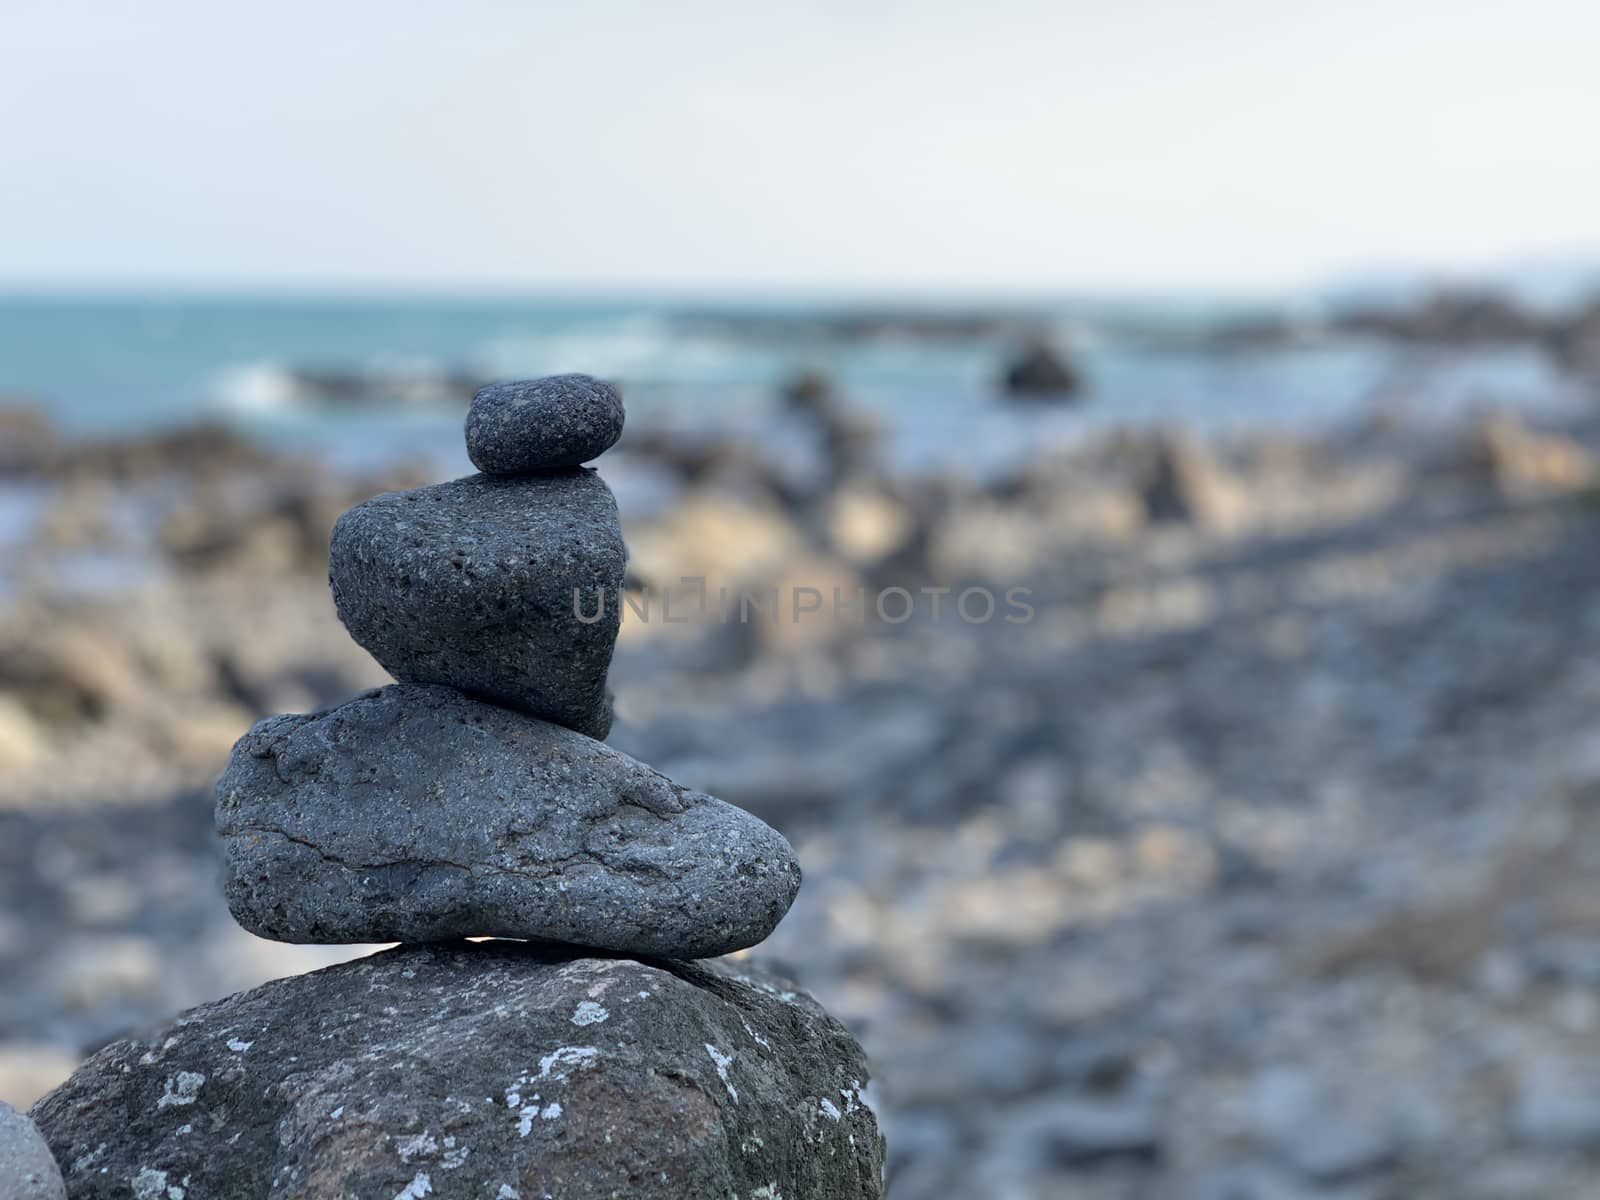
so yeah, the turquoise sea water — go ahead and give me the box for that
[0,294,1581,475]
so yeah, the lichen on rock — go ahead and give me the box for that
[31,942,884,1199]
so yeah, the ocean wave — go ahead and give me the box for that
[475,315,754,385]
[208,359,487,417]
[209,362,302,415]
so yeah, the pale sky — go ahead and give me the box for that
[3,0,1597,293]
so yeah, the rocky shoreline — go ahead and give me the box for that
[3,393,1600,1196]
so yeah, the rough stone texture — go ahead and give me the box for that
[216,684,801,957]
[31,943,884,1200]
[466,375,626,474]
[328,470,625,740]
[0,1102,65,1200]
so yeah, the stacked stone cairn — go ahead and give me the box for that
[29,376,885,1199]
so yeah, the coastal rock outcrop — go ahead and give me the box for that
[1001,341,1081,400]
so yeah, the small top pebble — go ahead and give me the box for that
[465,375,625,473]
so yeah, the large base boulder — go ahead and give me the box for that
[31,942,883,1200]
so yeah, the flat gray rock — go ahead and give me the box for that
[216,685,801,957]
[329,470,625,739]
[31,943,884,1200]
[0,1102,65,1200]
[466,375,625,473]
